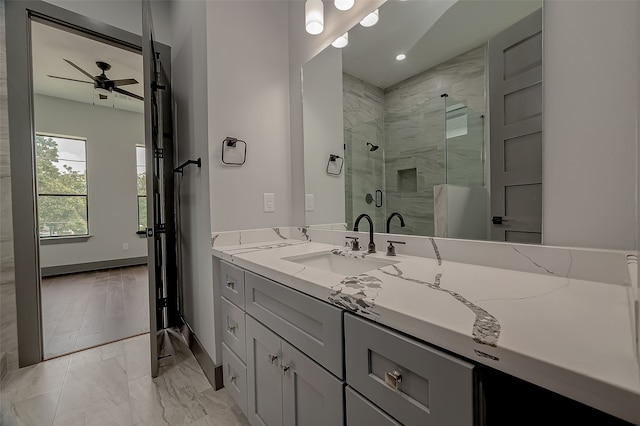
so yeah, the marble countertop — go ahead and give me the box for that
[212,237,640,424]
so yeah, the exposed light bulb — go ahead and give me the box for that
[334,0,354,11]
[360,9,379,27]
[332,32,349,48]
[305,0,324,35]
[396,54,406,61]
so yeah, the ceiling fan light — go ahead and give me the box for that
[334,0,354,11]
[96,87,110,97]
[305,0,324,35]
[332,32,349,48]
[360,9,379,27]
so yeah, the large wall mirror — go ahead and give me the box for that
[302,0,543,243]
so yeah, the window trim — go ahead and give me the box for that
[35,133,89,238]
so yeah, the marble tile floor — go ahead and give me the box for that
[0,330,250,426]
[41,266,150,359]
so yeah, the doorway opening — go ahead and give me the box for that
[30,19,149,359]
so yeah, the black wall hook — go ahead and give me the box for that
[174,158,201,175]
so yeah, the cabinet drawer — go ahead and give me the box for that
[221,297,247,362]
[346,386,401,426]
[345,314,475,426]
[245,271,344,379]
[222,342,248,416]
[221,261,245,309]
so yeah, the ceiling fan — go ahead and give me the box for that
[47,59,143,101]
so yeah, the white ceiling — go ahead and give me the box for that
[31,21,144,114]
[342,0,542,89]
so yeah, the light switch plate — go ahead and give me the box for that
[305,194,314,212]
[263,193,275,212]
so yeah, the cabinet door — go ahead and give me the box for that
[247,316,283,426]
[282,340,344,426]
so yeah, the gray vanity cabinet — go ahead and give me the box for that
[345,313,476,426]
[246,316,344,426]
[244,271,344,378]
[220,261,249,416]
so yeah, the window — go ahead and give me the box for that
[136,146,147,232]
[36,134,88,237]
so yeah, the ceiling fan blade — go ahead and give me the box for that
[47,75,93,84]
[113,87,143,101]
[63,59,96,81]
[111,78,138,87]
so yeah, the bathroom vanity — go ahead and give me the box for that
[212,227,639,425]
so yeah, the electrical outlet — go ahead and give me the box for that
[264,193,275,212]
[305,194,315,212]
[122,243,129,251]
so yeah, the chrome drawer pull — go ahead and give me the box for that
[228,374,237,383]
[385,369,402,390]
[227,325,236,333]
[268,354,279,364]
[226,281,235,289]
[281,364,291,374]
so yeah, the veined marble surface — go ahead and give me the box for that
[212,228,640,424]
[0,331,249,426]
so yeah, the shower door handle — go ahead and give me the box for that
[375,190,383,208]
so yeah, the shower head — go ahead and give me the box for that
[366,142,379,152]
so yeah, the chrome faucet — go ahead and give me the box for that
[386,212,406,233]
[353,213,376,253]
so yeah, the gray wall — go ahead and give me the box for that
[207,1,291,233]
[170,0,216,361]
[35,95,147,269]
[0,0,19,374]
[303,47,346,227]
[542,1,639,250]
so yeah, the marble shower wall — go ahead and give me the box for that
[0,0,19,375]
[384,45,486,237]
[342,73,386,232]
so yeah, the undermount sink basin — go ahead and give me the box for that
[283,251,399,276]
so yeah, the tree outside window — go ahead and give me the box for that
[136,146,147,232]
[36,134,88,237]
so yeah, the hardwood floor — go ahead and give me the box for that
[41,265,150,359]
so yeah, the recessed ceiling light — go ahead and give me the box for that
[360,9,379,27]
[396,54,406,61]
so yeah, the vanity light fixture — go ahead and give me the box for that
[334,0,354,11]
[396,53,406,61]
[360,9,379,27]
[332,32,349,48]
[305,0,324,35]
